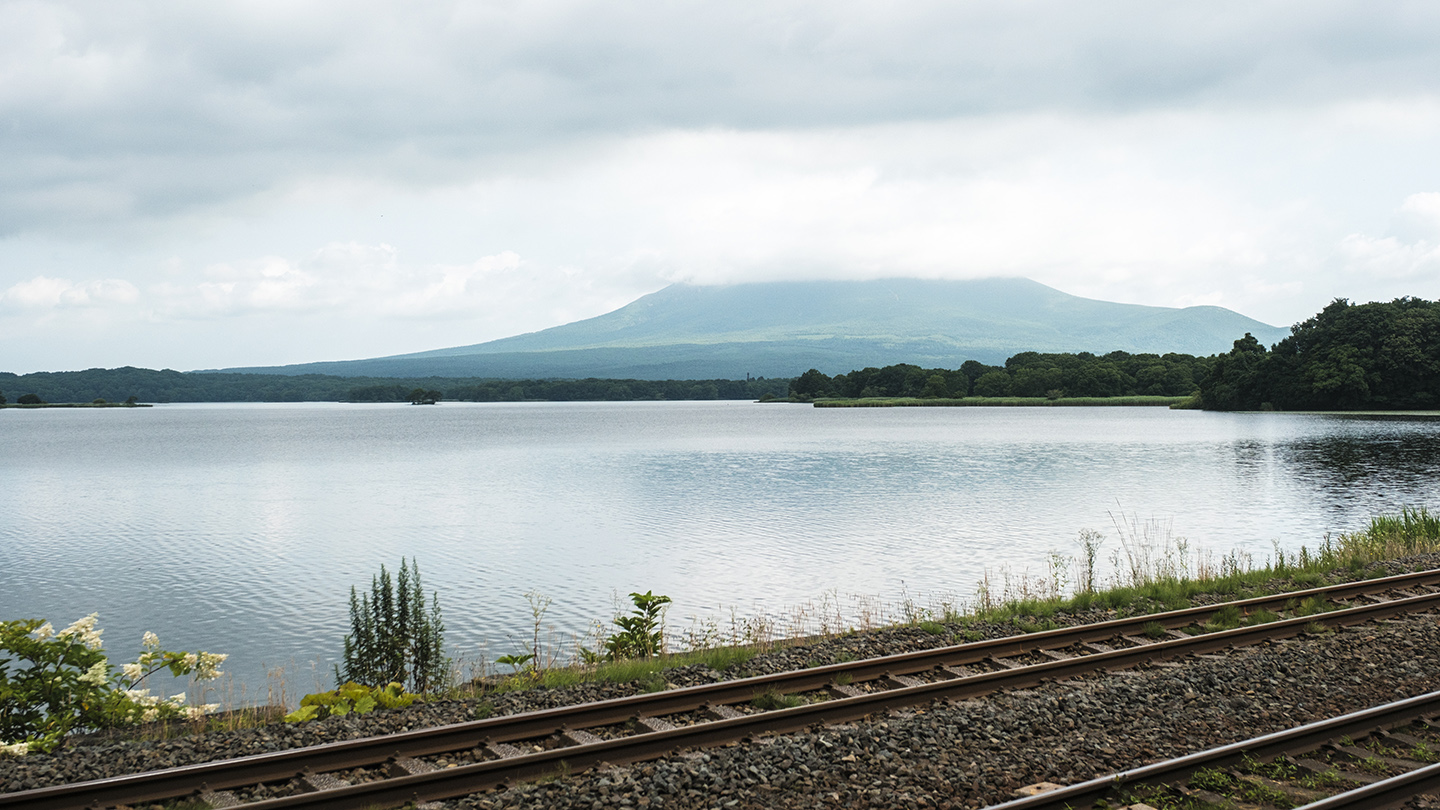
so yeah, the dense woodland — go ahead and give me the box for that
[0,367,789,404]
[7,298,1436,410]
[789,350,1212,400]
[1200,297,1440,411]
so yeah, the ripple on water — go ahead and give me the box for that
[2,402,1439,695]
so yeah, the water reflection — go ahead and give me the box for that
[1,403,1437,697]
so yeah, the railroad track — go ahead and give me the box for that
[988,689,1440,810]
[6,568,1440,810]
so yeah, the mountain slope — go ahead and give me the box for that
[226,278,1290,379]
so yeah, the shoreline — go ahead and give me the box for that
[808,395,1190,407]
[0,403,151,409]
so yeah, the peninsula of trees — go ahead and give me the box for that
[789,297,1440,412]
[1200,297,1440,411]
[788,351,1209,401]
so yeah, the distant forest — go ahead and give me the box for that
[0,367,790,404]
[7,298,1436,410]
[789,350,1211,400]
[1200,297,1440,411]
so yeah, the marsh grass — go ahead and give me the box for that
[811,396,1189,408]
[457,645,761,696]
[966,506,1440,626]
[449,508,1440,701]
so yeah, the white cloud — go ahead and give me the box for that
[0,276,139,310]
[5,2,1440,370]
[1337,192,1440,282]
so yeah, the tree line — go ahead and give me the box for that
[0,366,790,404]
[789,350,1212,400]
[1200,297,1440,411]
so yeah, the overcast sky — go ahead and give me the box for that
[4,1,1440,372]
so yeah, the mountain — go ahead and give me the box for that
[222,278,1291,379]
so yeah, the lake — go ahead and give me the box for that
[3,402,1438,700]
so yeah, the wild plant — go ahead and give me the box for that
[524,590,558,673]
[283,682,417,723]
[604,591,672,659]
[0,615,226,755]
[1076,529,1104,594]
[340,558,448,694]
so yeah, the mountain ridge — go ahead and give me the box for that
[220,278,1289,379]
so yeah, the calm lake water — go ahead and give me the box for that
[3,402,1439,699]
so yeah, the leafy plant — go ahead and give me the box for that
[604,591,672,660]
[340,558,448,694]
[750,688,806,710]
[1,615,225,755]
[283,682,416,723]
[495,653,535,674]
[1188,767,1233,792]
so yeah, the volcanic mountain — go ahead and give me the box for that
[226,277,1288,379]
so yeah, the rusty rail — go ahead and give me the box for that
[986,689,1440,810]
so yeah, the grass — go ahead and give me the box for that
[750,688,807,710]
[811,395,1189,408]
[447,506,1440,705]
[472,645,760,695]
[102,506,1437,746]
[967,506,1440,627]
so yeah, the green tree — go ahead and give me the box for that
[1199,333,1270,410]
[973,370,1012,397]
[340,559,447,693]
[789,368,832,399]
[921,373,950,398]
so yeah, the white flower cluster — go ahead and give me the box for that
[193,651,228,681]
[142,631,159,650]
[78,660,109,686]
[55,613,104,650]
[122,688,189,722]
[185,704,220,720]
[31,622,54,641]
[0,741,28,758]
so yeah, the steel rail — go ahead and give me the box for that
[15,587,1434,810]
[5,570,1439,810]
[985,690,1440,810]
[1296,761,1440,810]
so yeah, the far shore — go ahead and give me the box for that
[0,402,151,409]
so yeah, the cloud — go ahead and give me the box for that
[1337,192,1440,282]
[6,1,1440,237]
[0,275,139,310]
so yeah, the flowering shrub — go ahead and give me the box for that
[0,614,227,756]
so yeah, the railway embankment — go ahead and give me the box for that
[5,551,1440,808]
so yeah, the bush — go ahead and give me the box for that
[0,615,225,755]
[340,559,448,693]
[283,682,416,723]
[604,591,671,660]
[16,394,42,405]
